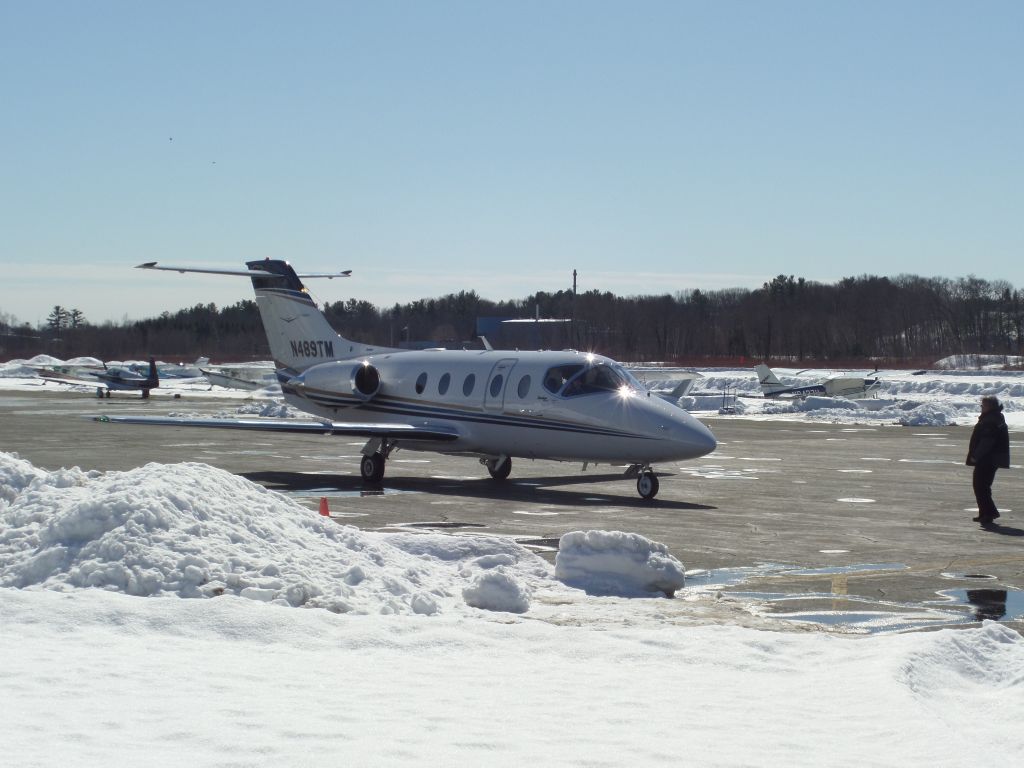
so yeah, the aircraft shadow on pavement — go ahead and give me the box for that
[241,470,716,511]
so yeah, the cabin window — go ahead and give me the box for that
[517,375,532,399]
[415,372,428,395]
[489,374,504,397]
[463,373,476,396]
[562,364,626,397]
[438,372,451,395]
[543,364,584,394]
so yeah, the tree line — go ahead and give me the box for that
[2,273,1022,367]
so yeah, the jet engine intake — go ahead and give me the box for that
[289,361,381,404]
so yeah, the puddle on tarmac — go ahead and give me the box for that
[786,562,906,576]
[686,562,1022,633]
[679,466,758,480]
[395,521,488,530]
[940,572,998,580]
[516,537,561,552]
[284,487,416,498]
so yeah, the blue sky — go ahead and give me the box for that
[2,1,1021,325]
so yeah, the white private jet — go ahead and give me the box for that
[95,260,717,499]
[755,363,882,399]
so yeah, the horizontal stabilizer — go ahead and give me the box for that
[92,415,459,441]
[135,262,352,279]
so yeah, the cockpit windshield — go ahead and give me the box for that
[543,364,584,394]
[559,363,633,397]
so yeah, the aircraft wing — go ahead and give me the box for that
[92,415,460,442]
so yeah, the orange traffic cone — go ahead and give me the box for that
[319,496,330,517]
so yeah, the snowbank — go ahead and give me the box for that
[5,588,1021,767]
[0,362,37,378]
[934,354,1024,370]
[555,530,687,597]
[0,453,551,615]
[234,401,300,417]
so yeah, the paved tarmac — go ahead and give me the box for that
[3,387,1022,630]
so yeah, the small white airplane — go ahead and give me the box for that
[755,363,881,400]
[95,260,717,499]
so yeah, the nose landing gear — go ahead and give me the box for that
[636,471,659,500]
[625,463,660,500]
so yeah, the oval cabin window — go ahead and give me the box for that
[438,372,451,395]
[517,375,531,398]
[463,373,476,396]
[489,374,504,397]
[415,372,428,394]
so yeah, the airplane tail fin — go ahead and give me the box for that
[145,358,160,389]
[136,260,400,375]
[755,363,784,395]
[244,260,397,373]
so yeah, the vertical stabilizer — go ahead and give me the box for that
[755,363,784,395]
[245,260,395,372]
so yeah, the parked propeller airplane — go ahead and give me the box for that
[95,260,717,499]
[755,363,881,400]
[41,358,160,398]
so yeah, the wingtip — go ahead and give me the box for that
[136,262,157,269]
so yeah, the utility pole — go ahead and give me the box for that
[571,269,578,348]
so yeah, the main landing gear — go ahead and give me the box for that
[483,455,512,481]
[359,437,392,483]
[626,464,660,500]
[360,452,386,483]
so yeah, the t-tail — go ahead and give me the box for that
[136,260,400,374]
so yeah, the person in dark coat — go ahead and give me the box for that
[965,395,1011,526]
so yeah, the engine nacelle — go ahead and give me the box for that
[288,360,381,405]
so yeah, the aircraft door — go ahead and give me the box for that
[483,358,517,412]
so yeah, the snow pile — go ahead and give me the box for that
[897,402,961,427]
[63,356,104,367]
[235,401,299,417]
[463,568,532,613]
[934,354,1024,370]
[0,453,552,615]
[15,354,66,366]
[0,362,37,378]
[555,530,686,597]
[756,395,967,426]
[900,621,1024,698]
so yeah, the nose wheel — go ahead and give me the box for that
[636,471,659,500]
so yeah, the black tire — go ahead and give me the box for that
[360,453,386,483]
[637,472,659,500]
[486,456,512,481]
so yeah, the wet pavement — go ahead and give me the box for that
[3,388,1022,634]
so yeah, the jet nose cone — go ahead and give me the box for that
[689,419,717,456]
[669,413,716,459]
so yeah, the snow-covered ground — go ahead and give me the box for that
[2,452,1023,766]
[673,366,1024,428]
[4,354,1024,428]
